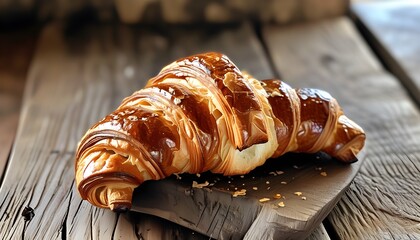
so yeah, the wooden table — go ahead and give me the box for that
[1,1,420,239]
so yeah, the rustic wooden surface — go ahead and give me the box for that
[264,16,420,239]
[0,28,37,179]
[0,22,334,239]
[352,1,420,105]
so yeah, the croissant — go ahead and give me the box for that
[75,52,365,211]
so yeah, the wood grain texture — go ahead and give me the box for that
[352,1,420,106]
[0,28,37,180]
[264,16,420,239]
[1,22,332,240]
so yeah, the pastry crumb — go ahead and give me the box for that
[320,171,328,177]
[192,181,209,188]
[259,198,270,203]
[274,193,282,199]
[252,187,258,190]
[232,189,247,197]
[294,191,303,196]
[281,181,287,185]
[301,196,307,200]
[278,202,285,207]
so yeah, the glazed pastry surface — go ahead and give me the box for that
[75,52,365,211]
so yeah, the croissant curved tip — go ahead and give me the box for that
[335,134,365,163]
[333,115,366,163]
[106,187,134,211]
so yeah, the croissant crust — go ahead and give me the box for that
[75,52,365,211]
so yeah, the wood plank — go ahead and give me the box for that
[264,17,420,239]
[2,22,333,240]
[352,1,420,106]
[0,28,37,180]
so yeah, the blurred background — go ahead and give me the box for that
[0,0,352,27]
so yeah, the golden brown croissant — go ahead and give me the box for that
[75,52,365,211]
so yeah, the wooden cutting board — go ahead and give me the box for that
[132,152,363,239]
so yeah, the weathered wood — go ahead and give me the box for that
[0,29,37,180]
[352,1,420,106]
[264,17,420,239]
